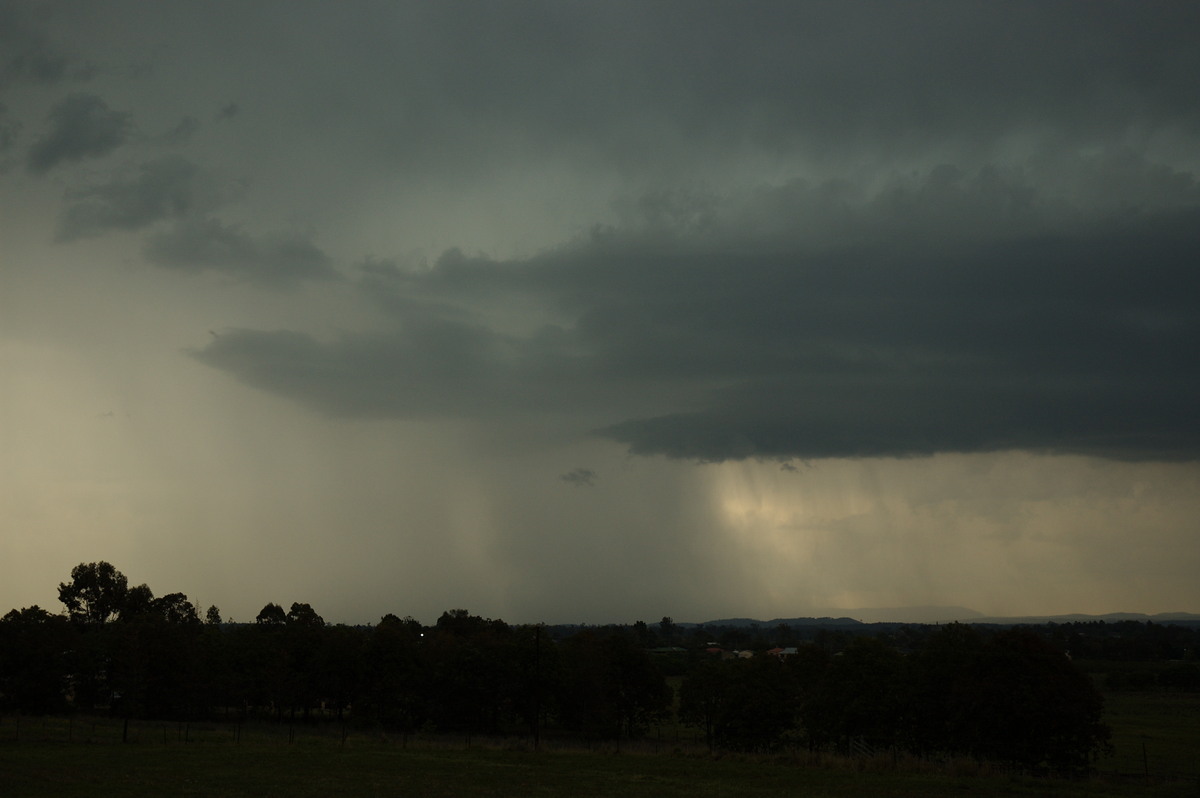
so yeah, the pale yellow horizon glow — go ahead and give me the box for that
[707,453,1200,620]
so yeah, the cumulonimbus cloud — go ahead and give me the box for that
[56,156,208,240]
[27,92,129,173]
[145,216,340,288]
[193,163,1200,463]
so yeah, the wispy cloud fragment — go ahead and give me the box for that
[561,468,598,487]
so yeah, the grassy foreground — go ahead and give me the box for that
[2,740,1196,798]
[3,690,1199,797]
[1101,692,1200,779]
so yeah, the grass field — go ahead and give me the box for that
[3,740,1198,798]
[1099,692,1200,780]
[2,692,1198,797]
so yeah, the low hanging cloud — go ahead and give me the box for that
[141,2,1200,466]
[144,217,339,288]
[193,162,1200,463]
[194,309,622,420]
[27,92,129,173]
[0,103,19,152]
[56,156,211,240]
[0,3,83,88]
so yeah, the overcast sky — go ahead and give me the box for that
[2,1,1198,625]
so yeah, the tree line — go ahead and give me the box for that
[0,562,1125,772]
[679,627,1112,772]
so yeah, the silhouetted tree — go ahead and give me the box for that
[360,614,426,732]
[58,561,129,625]
[255,603,287,625]
[659,616,678,645]
[123,583,156,617]
[151,593,202,626]
[107,594,206,719]
[803,636,905,752]
[422,610,518,734]
[511,624,559,742]
[285,602,324,628]
[4,563,1124,765]
[959,630,1110,772]
[678,657,724,749]
[557,629,670,740]
[903,622,986,756]
[0,606,74,713]
[319,624,365,721]
[248,604,290,718]
[283,602,327,719]
[901,624,1110,772]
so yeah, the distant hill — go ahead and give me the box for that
[838,606,985,624]
[695,616,863,628]
[971,611,1200,625]
[691,606,984,627]
[543,609,1200,635]
[688,609,1200,628]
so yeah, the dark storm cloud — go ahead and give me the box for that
[194,301,618,419]
[456,2,1198,163]
[56,156,209,240]
[165,2,1200,463]
[0,2,78,87]
[196,157,1200,462]
[7,1,1200,624]
[0,103,19,151]
[151,2,1197,185]
[144,217,338,288]
[27,93,129,173]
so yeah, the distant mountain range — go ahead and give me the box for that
[688,608,1200,627]
[969,611,1200,625]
